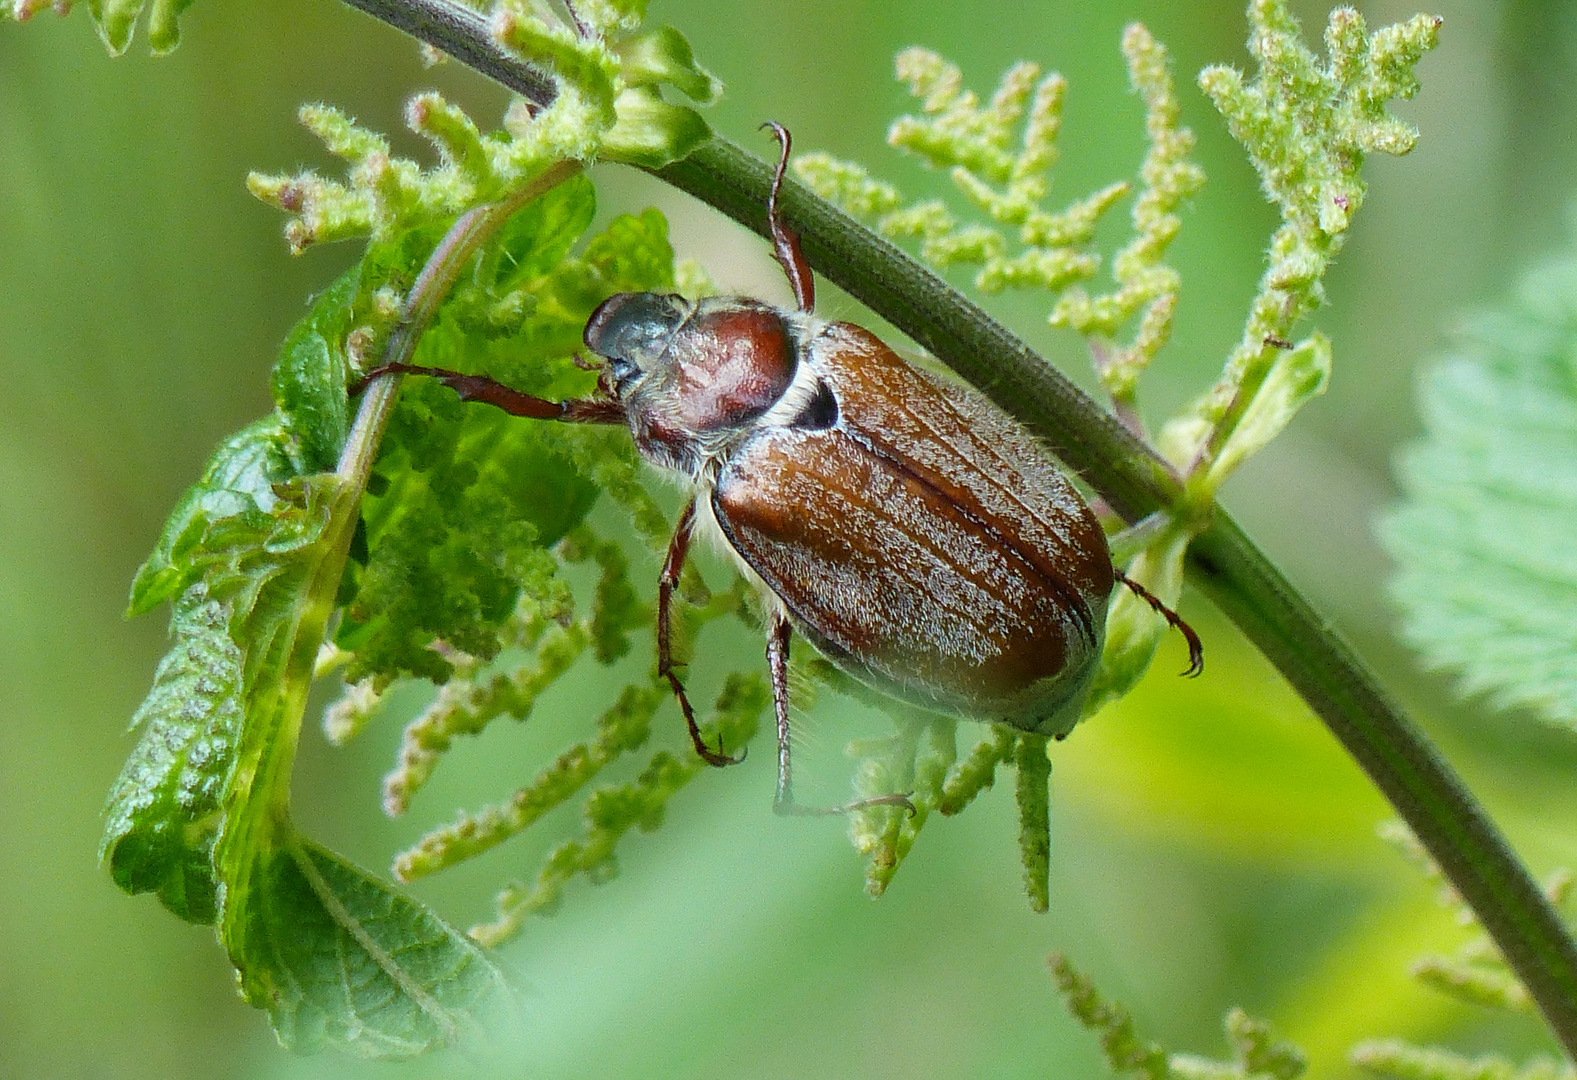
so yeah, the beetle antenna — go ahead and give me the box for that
[1113,570,1204,677]
[760,120,816,313]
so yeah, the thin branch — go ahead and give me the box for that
[336,0,557,107]
[331,0,1577,1055]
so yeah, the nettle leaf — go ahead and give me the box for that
[112,220,527,1053]
[1383,253,1577,726]
[273,269,356,475]
[339,193,678,687]
[102,584,242,924]
[127,418,296,616]
[225,837,509,1058]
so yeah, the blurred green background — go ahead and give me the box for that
[5,1,1577,1077]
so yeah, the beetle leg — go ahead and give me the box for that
[658,499,742,768]
[768,611,798,809]
[352,362,624,424]
[759,121,816,314]
[1113,570,1205,678]
[768,612,916,818]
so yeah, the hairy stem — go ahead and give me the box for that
[332,0,1577,1054]
[347,159,584,470]
[337,0,556,106]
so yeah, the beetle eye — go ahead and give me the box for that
[585,292,687,367]
[606,356,639,389]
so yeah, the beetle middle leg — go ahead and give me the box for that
[658,498,743,768]
[768,612,916,818]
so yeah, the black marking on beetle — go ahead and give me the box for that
[791,379,840,430]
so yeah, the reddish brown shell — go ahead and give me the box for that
[710,322,1114,732]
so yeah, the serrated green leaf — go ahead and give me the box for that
[491,174,598,288]
[580,208,676,296]
[102,584,242,923]
[113,178,649,1056]
[225,836,508,1058]
[338,206,674,686]
[1383,253,1577,726]
[127,418,294,616]
[273,270,355,475]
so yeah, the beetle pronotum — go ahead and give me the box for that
[361,123,1202,814]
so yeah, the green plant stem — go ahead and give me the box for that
[657,137,1577,1055]
[347,158,584,473]
[337,0,557,107]
[330,0,1577,1054]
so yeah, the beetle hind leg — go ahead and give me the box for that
[768,613,916,818]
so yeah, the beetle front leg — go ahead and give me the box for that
[658,499,741,768]
[353,362,624,424]
[768,612,915,819]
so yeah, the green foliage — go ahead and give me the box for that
[103,153,696,1053]
[244,2,720,252]
[795,47,1126,307]
[336,180,675,688]
[106,232,518,1053]
[222,837,508,1058]
[102,585,240,923]
[470,672,767,946]
[1382,243,1577,727]
[1050,953,1308,1080]
[1165,3,1441,492]
[840,686,1047,902]
[1054,24,1205,405]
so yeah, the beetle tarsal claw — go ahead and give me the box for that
[875,792,918,819]
[1113,570,1205,678]
[697,739,744,768]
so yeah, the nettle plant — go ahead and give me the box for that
[17,0,1577,1066]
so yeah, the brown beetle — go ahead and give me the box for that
[364,124,1201,813]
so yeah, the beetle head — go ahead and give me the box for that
[585,292,800,474]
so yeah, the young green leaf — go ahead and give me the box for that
[126,417,296,617]
[101,584,242,924]
[225,836,509,1058]
[273,269,356,475]
[1383,252,1577,727]
[336,194,678,688]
